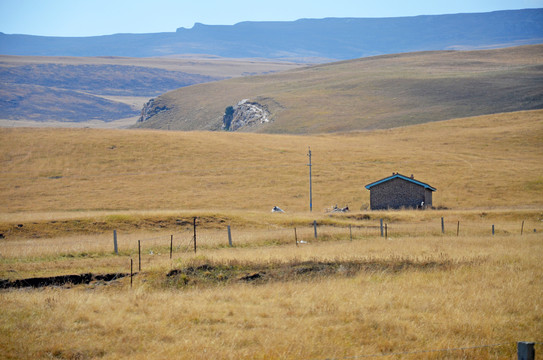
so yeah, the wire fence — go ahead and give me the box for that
[113,215,542,274]
[129,216,539,248]
[1,215,538,260]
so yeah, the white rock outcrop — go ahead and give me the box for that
[224,99,271,131]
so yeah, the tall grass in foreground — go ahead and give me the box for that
[1,233,541,359]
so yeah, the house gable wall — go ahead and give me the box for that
[369,177,432,210]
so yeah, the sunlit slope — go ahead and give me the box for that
[134,45,543,133]
[1,109,542,213]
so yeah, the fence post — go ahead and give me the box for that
[193,217,197,253]
[130,258,133,288]
[295,227,298,246]
[517,342,535,360]
[113,230,118,254]
[457,221,460,236]
[385,223,388,239]
[441,217,445,234]
[313,220,318,239]
[349,224,352,242]
[521,220,524,235]
[138,240,141,271]
[380,219,384,237]
[227,225,233,247]
[492,225,495,236]
[170,235,173,259]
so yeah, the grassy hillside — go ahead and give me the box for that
[1,109,541,216]
[134,45,543,133]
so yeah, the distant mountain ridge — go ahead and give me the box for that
[1,9,542,61]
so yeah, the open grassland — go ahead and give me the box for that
[0,110,542,359]
[0,231,541,359]
[135,45,543,132]
[1,109,541,216]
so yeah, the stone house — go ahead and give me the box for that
[365,173,436,210]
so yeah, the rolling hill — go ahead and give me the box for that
[134,45,543,133]
[0,56,304,123]
[1,109,541,214]
[1,9,542,61]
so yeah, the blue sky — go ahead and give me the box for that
[1,0,542,37]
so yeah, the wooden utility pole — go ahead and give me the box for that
[307,146,312,213]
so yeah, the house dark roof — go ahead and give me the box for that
[365,173,436,191]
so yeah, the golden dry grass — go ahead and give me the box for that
[0,109,542,215]
[0,232,541,359]
[0,109,542,359]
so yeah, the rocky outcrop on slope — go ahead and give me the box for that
[138,98,170,123]
[223,99,271,131]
